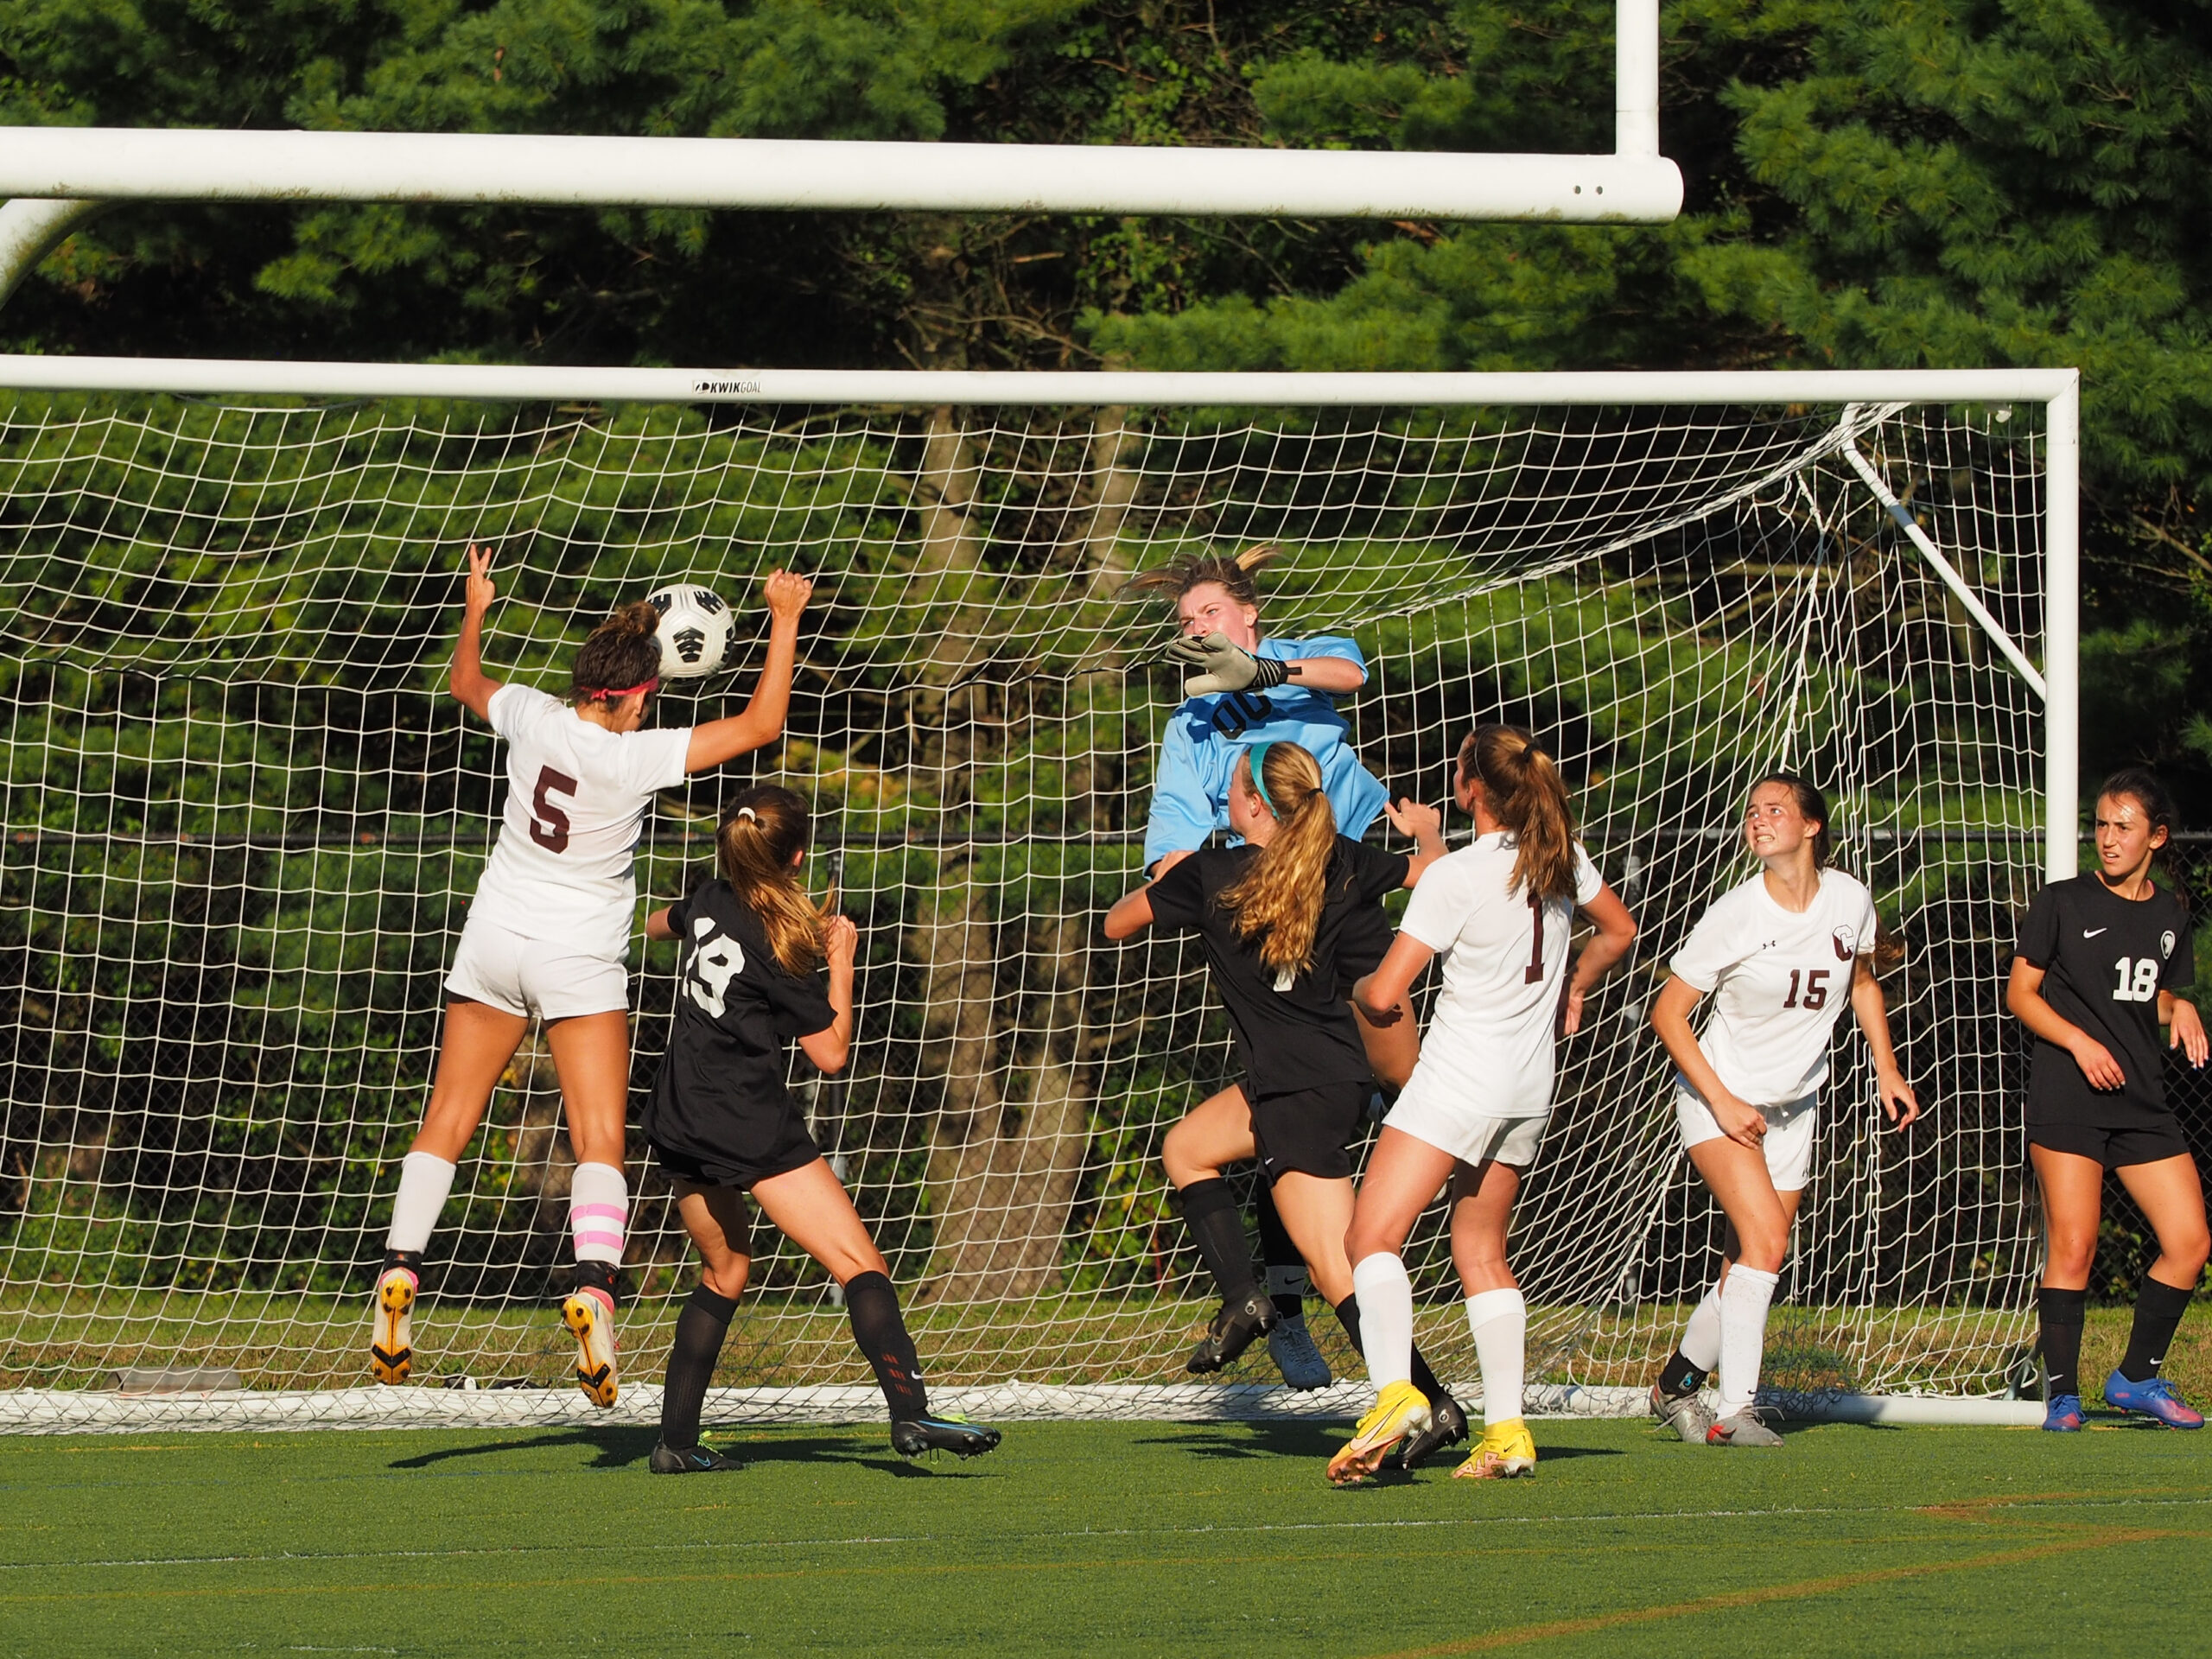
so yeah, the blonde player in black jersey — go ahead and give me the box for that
[1646,775,1917,1447]
[1328,726,1637,1485]
[2010,766,2208,1430]
[372,545,809,1407]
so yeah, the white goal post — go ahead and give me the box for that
[0,359,2073,1433]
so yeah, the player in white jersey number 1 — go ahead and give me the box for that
[1327,726,1637,1485]
[1647,776,1918,1447]
[371,544,811,1405]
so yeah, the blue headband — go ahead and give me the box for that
[1245,742,1278,815]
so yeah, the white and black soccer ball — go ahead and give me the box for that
[643,584,734,679]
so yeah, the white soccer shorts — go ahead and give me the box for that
[1382,1079,1548,1169]
[445,917,630,1020]
[1674,1080,1818,1192]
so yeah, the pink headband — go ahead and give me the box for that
[588,677,659,701]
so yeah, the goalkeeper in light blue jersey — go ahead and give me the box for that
[1116,547,1464,1466]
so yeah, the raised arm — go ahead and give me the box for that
[1282,656,1365,693]
[448,543,503,722]
[797,915,857,1074]
[684,569,812,773]
[1560,881,1637,1035]
[1850,953,1921,1126]
[1382,798,1446,885]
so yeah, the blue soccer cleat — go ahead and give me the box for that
[2102,1370,2204,1429]
[2042,1393,2082,1432]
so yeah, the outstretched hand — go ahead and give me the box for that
[1166,632,1281,698]
[464,543,496,614]
[1383,797,1442,843]
[763,568,813,623]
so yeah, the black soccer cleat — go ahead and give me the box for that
[1382,1394,1469,1471]
[1185,1291,1278,1375]
[891,1414,1003,1459]
[648,1440,747,1474]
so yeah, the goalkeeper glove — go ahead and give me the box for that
[1164,632,1289,697]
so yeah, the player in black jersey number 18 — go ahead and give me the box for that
[2008,768,2209,1430]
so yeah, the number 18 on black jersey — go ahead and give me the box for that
[2015,874,2195,1125]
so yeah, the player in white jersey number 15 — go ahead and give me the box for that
[371,543,811,1406]
[1327,726,1637,1485]
[1647,776,1917,1448]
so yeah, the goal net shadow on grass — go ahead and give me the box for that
[0,386,2054,1430]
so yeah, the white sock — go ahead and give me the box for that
[1350,1253,1414,1389]
[569,1162,628,1268]
[1680,1277,1724,1375]
[385,1152,456,1255]
[1717,1265,1780,1414]
[1465,1287,1527,1426]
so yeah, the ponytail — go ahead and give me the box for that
[715,785,829,976]
[1217,741,1338,976]
[571,599,663,704]
[1459,724,1579,902]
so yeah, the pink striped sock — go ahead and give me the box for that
[569,1163,628,1268]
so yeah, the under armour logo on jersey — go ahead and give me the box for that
[1832,925,1856,961]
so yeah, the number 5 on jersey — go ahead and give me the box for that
[2113,957,2160,1002]
[528,766,577,853]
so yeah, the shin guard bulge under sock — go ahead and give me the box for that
[1716,1265,1780,1414]
[2037,1286,2088,1397]
[1176,1179,1261,1302]
[843,1270,929,1421]
[1465,1287,1527,1426]
[385,1152,457,1255]
[569,1162,629,1275]
[2119,1275,2193,1383]
[1348,1255,1414,1390]
[660,1284,738,1451]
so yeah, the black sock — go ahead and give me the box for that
[573,1257,621,1310]
[1177,1179,1260,1301]
[2037,1286,2088,1399]
[844,1270,929,1421]
[1657,1350,1707,1395]
[380,1247,423,1278]
[1331,1294,1451,1408]
[660,1283,737,1451]
[2119,1275,2194,1383]
[1254,1184,1306,1321]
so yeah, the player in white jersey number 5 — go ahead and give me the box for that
[1647,776,1917,1448]
[1327,726,1637,1485]
[371,543,811,1406]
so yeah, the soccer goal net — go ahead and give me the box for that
[0,365,2069,1431]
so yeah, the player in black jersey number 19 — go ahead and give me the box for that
[2008,768,2209,1430]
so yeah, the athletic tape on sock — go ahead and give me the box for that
[569,1162,628,1266]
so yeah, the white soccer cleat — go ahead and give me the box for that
[1707,1408,1783,1447]
[1268,1314,1334,1391]
[563,1287,620,1408]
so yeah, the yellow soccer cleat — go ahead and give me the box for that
[371,1268,416,1385]
[1326,1380,1432,1486]
[1452,1416,1537,1480]
[563,1288,620,1408]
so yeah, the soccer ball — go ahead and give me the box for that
[643,584,734,679]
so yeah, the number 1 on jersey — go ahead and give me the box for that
[1524,893,1545,984]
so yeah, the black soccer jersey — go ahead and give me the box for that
[2015,875,2195,1126]
[642,879,836,1168]
[1147,835,1408,1102]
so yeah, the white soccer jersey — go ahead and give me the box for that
[1669,867,1881,1106]
[1396,833,1605,1118]
[464,684,691,963]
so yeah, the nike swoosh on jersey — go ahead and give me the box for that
[2082,927,2108,938]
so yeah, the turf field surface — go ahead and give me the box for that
[2,1414,2206,1656]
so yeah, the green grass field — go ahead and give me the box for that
[2,1411,2208,1656]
